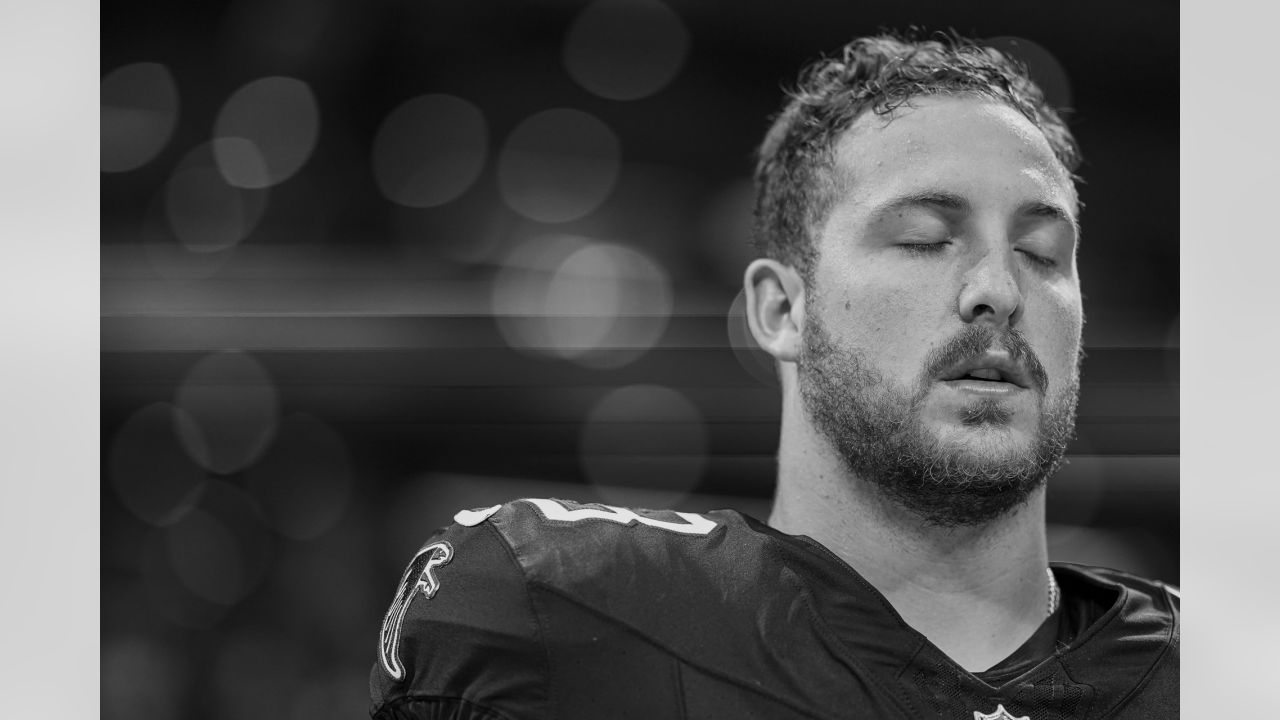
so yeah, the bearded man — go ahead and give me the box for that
[370,33,1178,720]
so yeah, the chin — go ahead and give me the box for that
[932,411,1039,453]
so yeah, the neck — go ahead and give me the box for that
[768,409,1051,672]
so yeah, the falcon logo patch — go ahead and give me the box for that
[973,704,1029,720]
[378,540,454,681]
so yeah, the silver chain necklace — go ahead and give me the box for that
[1046,567,1060,617]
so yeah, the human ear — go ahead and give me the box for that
[743,258,805,363]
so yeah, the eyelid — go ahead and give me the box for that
[1016,247,1056,268]
[898,240,951,255]
[895,231,953,245]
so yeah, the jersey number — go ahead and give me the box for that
[524,498,716,535]
[378,540,453,681]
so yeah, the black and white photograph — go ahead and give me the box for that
[97,1,1184,717]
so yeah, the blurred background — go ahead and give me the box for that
[101,0,1177,717]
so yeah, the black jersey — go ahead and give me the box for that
[369,498,1178,719]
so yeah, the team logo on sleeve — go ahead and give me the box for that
[378,541,454,681]
[973,704,1029,720]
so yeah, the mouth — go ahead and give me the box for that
[940,355,1032,389]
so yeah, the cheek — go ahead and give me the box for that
[822,275,943,361]
[1033,285,1084,383]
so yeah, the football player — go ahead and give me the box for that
[370,32,1178,719]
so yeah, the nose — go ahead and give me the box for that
[958,246,1022,326]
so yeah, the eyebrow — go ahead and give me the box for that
[875,191,969,217]
[1021,200,1080,238]
[872,191,1080,238]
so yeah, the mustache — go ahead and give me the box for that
[923,325,1050,393]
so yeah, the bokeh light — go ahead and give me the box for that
[211,137,272,189]
[101,62,180,172]
[579,162,703,279]
[212,76,320,188]
[245,413,352,541]
[163,141,270,254]
[563,0,690,101]
[580,384,708,508]
[492,235,673,368]
[138,527,231,629]
[173,349,280,475]
[497,108,620,223]
[165,164,259,253]
[166,509,248,605]
[109,402,207,527]
[165,480,275,607]
[372,93,488,208]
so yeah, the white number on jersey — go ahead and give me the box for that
[453,498,717,536]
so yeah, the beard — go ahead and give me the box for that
[797,311,1079,527]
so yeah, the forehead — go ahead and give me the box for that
[828,95,1076,214]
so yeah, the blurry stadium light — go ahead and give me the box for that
[166,509,250,605]
[173,349,280,475]
[579,384,708,508]
[101,62,180,173]
[109,402,208,527]
[491,235,673,368]
[164,480,275,607]
[165,163,265,253]
[245,413,353,541]
[372,93,488,208]
[212,76,320,188]
[563,0,690,101]
[211,137,272,190]
[139,529,231,629]
[164,141,270,255]
[497,108,620,223]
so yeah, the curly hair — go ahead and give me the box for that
[751,32,1081,282]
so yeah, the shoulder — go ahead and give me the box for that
[370,498,772,717]
[457,497,768,599]
[1053,561,1180,616]
[372,502,551,718]
[1049,562,1179,716]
